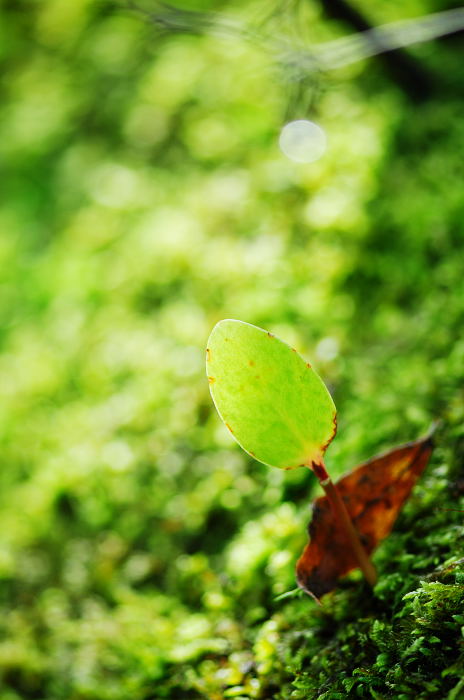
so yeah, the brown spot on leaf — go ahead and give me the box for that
[248,360,255,366]
[206,348,211,361]
[306,362,312,368]
[249,451,256,457]
[207,376,215,384]
[267,332,274,338]
[296,434,434,600]
[292,347,297,353]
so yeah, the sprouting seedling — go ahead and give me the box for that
[206,319,435,601]
[206,320,377,589]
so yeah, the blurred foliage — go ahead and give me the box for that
[1,0,464,698]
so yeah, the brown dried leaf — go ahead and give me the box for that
[296,434,434,601]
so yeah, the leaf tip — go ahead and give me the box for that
[296,576,322,605]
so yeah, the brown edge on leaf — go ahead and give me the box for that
[206,348,211,361]
[338,427,436,483]
[225,423,234,434]
[207,376,215,384]
[321,414,338,454]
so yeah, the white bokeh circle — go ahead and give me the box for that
[279,120,327,163]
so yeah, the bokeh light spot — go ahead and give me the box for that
[279,120,327,163]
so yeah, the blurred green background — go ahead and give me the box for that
[1,1,464,698]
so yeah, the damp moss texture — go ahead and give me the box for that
[1,1,463,699]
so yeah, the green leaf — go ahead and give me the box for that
[206,319,336,469]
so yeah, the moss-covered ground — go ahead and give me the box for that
[1,1,463,698]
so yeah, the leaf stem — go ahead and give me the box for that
[311,460,377,587]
